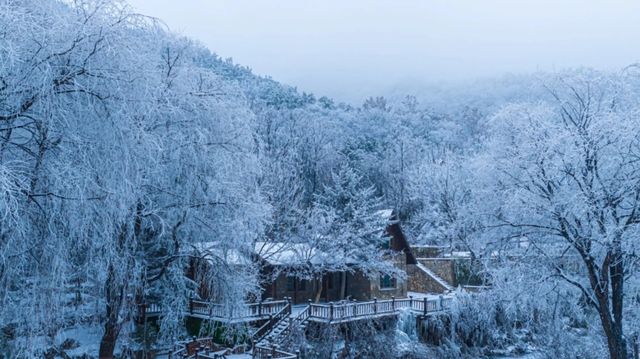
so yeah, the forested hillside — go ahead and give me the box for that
[1,1,639,358]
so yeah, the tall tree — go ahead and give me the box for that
[482,73,640,359]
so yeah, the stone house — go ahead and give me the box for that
[257,213,417,304]
[190,211,468,306]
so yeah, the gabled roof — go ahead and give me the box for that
[190,242,252,266]
[191,241,357,267]
[380,209,417,265]
[255,241,356,266]
[192,208,417,267]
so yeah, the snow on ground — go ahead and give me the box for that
[20,324,116,358]
[407,291,454,299]
[493,353,545,359]
[56,326,105,357]
[292,304,307,316]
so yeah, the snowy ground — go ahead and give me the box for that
[55,326,105,357]
[292,304,307,316]
[407,291,455,299]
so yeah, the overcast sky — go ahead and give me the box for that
[128,0,640,103]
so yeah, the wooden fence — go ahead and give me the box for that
[146,299,290,322]
[307,295,452,323]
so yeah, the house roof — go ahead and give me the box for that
[255,241,358,266]
[190,242,252,266]
[192,208,417,267]
[192,241,357,267]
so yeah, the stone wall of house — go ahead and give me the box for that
[263,252,413,303]
[407,264,449,294]
[370,253,408,300]
[346,271,372,301]
[412,246,447,258]
[417,258,456,287]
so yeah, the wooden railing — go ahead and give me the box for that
[168,337,215,359]
[253,345,299,359]
[144,303,162,315]
[187,299,289,321]
[253,302,292,343]
[146,299,289,322]
[291,305,310,330]
[147,296,452,324]
[268,304,311,346]
[169,296,453,359]
[307,296,452,323]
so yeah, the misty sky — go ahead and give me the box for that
[128,0,640,103]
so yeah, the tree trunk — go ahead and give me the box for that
[98,321,119,359]
[592,288,627,359]
[340,272,347,299]
[606,334,628,359]
[314,276,323,303]
[588,248,628,359]
[98,264,123,359]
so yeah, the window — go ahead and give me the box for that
[379,274,396,289]
[380,235,391,250]
[286,276,295,291]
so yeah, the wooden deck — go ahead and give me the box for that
[307,296,452,324]
[146,296,452,324]
[145,299,290,323]
[164,296,453,359]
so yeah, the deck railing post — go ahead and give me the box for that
[439,295,444,311]
[373,297,377,314]
[423,297,428,316]
[189,296,194,315]
[258,300,262,317]
[296,349,300,359]
[391,296,395,310]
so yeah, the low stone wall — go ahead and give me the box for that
[417,258,456,287]
[411,246,447,258]
[462,285,491,293]
[407,264,449,294]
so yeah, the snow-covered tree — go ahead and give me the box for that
[0,1,266,357]
[481,71,640,359]
[304,162,399,300]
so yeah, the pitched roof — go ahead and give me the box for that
[191,241,357,267]
[255,241,357,266]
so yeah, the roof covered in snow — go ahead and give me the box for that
[190,242,252,266]
[255,241,358,266]
[192,241,358,267]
